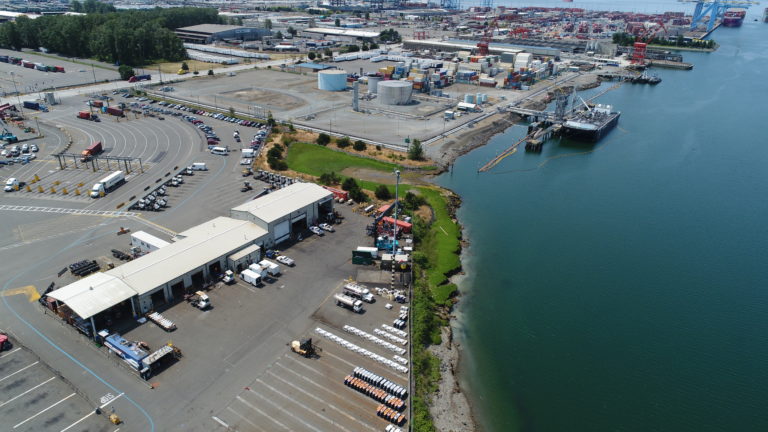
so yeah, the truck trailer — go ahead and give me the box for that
[343,282,375,303]
[334,293,363,313]
[128,74,151,83]
[240,269,262,286]
[258,260,280,276]
[90,170,125,198]
[81,141,103,161]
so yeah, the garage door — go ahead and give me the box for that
[291,214,306,223]
[274,220,290,243]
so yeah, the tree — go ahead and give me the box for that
[349,188,368,203]
[319,171,341,185]
[118,65,135,80]
[334,18,341,27]
[287,26,297,37]
[403,191,426,210]
[275,31,283,40]
[267,111,276,127]
[229,107,236,117]
[365,12,370,20]
[181,61,189,71]
[408,138,424,160]
[362,43,369,51]
[324,48,332,57]
[208,69,214,75]
[353,140,366,151]
[264,19,273,30]
[375,184,392,200]
[341,177,359,191]
[316,133,331,146]
[308,52,316,61]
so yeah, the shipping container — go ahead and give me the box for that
[106,107,124,117]
[23,101,40,110]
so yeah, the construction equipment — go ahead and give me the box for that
[0,116,18,142]
[240,181,253,192]
[290,337,318,358]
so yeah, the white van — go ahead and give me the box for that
[210,146,228,155]
[241,148,255,158]
[191,162,208,171]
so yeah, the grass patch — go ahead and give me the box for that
[286,142,399,176]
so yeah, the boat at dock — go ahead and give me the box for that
[563,104,620,142]
[723,9,746,27]
[631,72,662,85]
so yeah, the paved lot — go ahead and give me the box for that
[0,343,114,432]
[0,49,119,95]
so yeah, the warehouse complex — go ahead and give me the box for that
[174,24,270,44]
[47,183,333,333]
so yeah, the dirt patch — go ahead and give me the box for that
[222,88,306,111]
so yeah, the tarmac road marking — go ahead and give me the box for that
[14,392,76,429]
[253,378,338,432]
[1,285,40,302]
[225,407,268,432]
[0,376,56,408]
[211,416,229,429]
[0,347,21,358]
[267,367,375,432]
[59,390,124,432]
[236,395,291,432]
[0,361,39,382]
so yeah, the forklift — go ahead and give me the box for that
[290,337,320,358]
[241,181,253,192]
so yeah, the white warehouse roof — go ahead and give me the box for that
[47,273,135,320]
[304,27,379,39]
[109,217,267,295]
[231,183,333,225]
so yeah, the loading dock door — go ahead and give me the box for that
[274,220,290,244]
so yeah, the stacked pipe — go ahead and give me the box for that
[382,324,407,338]
[343,325,406,355]
[377,404,407,426]
[315,328,408,373]
[353,367,408,399]
[343,375,405,411]
[373,328,407,345]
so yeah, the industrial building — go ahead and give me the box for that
[300,27,379,43]
[174,24,270,44]
[47,183,333,336]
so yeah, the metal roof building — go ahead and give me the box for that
[46,183,334,335]
[174,24,270,44]
[230,183,334,244]
[301,27,379,42]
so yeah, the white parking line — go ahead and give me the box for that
[225,406,267,432]
[59,391,123,432]
[0,376,56,408]
[253,379,338,432]
[14,392,76,429]
[236,395,290,431]
[0,361,39,382]
[0,347,21,358]
[267,368,375,432]
[211,416,229,428]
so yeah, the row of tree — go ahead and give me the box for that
[0,7,223,66]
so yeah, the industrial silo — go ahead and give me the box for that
[378,80,413,105]
[367,75,382,94]
[318,70,348,91]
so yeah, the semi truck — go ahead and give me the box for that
[334,293,363,313]
[343,282,375,303]
[77,111,99,121]
[106,107,124,117]
[90,170,125,198]
[240,269,262,286]
[128,74,151,83]
[81,141,103,161]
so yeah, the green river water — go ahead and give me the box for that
[436,12,768,432]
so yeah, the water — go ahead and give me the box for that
[437,16,768,432]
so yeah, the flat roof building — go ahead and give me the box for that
[301,27,379,42]
[174,24,270,44]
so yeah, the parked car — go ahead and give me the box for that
[309,226,324,236]
[276,255,295,267]
[319,223,335,232]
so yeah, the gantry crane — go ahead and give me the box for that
[678,0,757,32]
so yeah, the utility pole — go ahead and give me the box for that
[390,169,400,291]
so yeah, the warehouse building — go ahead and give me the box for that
[47,183,333,335]
[300,27,379,44]
[174,24,270,44]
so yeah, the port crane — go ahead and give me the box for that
[678,0,757,32]
[630,21,668,65]
[477,16,501,56]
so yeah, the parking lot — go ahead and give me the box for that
[0,49,119,95]
[0,343,113,432]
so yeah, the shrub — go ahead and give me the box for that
[317,133,331,146]
[408,139,424,161]
[336,136,351,148]
[349,187,368,203]
[353,140,367,151]
[341,177,359,191]
[319,171,341,185]
[375,184,392,200]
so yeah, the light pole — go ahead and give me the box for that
[10,72,23,117]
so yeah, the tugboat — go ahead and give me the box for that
[631,71,662,85]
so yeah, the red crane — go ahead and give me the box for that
[631,21,668,64]
[477,16,500,56]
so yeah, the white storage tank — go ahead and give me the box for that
[318,70,348,91]
[367,75,382,93]
[378,80,413,105]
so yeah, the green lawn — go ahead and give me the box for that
[286,142,399,176]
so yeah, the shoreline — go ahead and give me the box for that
[425,72,602,431]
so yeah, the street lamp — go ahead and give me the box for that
[391,169,401,290]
